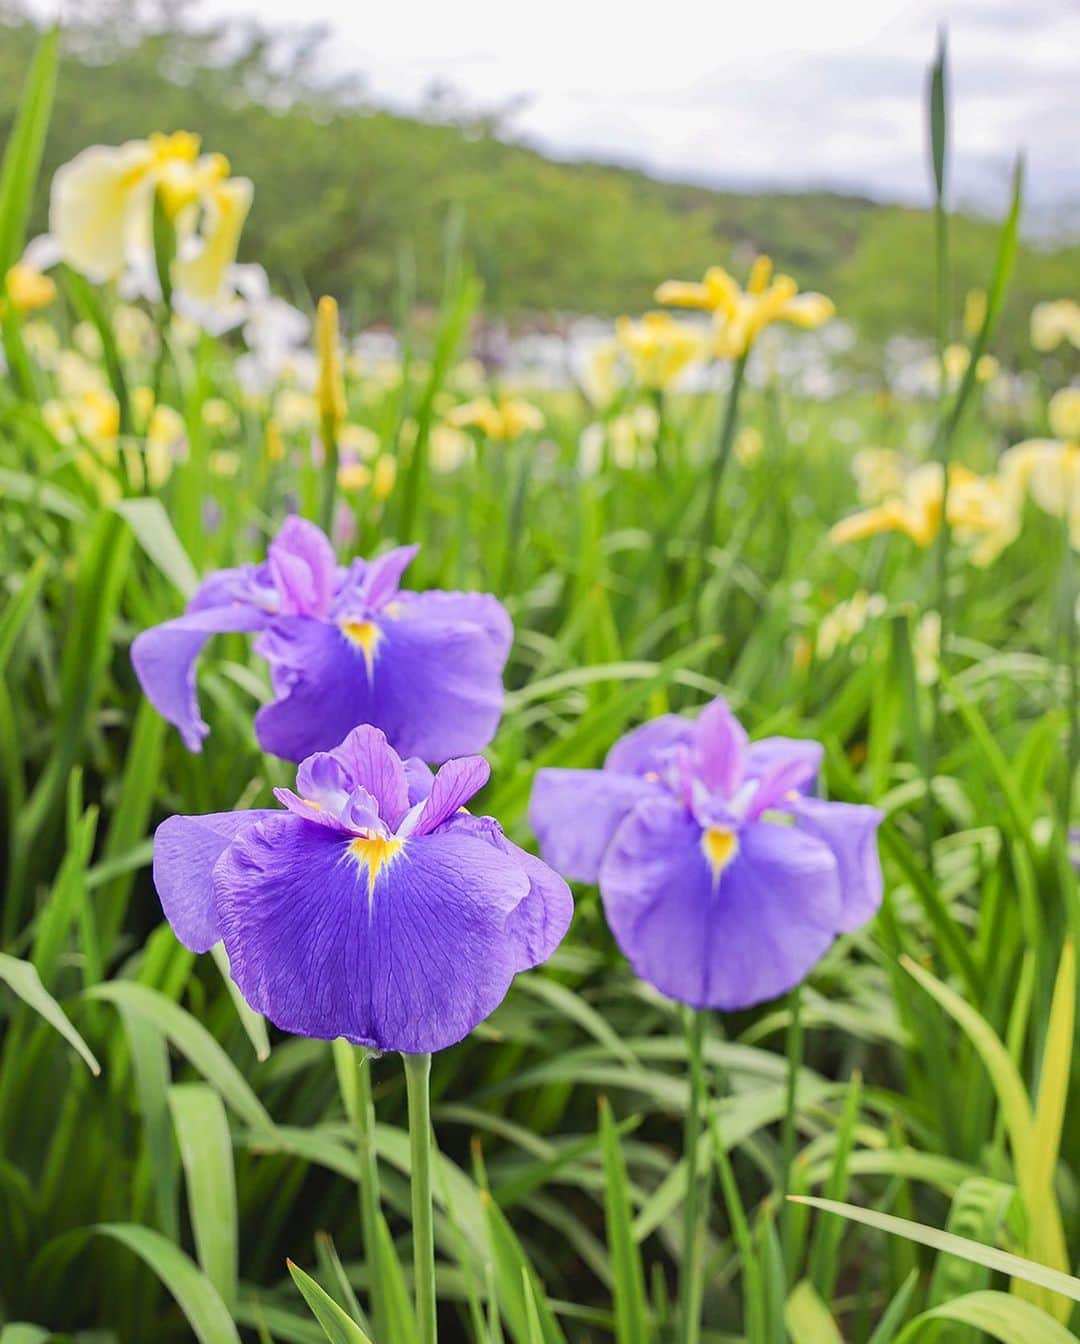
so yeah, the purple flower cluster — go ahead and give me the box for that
[530,698,883,1010]
[133,516,511,763]
[141,516,884,1052]
[156,726,571,1053]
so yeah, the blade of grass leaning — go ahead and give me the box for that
[598,1096,650,1344]
[895,1290,1079,1344]
[0,26,58,274]
[287,1260,375,1344]
[784,1278,844,1344]
[788,1198,1080,1305]
[0,952,100,1075]
[168,1083,239,1310]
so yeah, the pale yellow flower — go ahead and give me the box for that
[265,418,286,462]
[274,389,317,433]
[963,289,987,338]
[943,343,998,386]
[201,398,239,435]
[113,303,160,361]
[817,591,887,660]
[734,426,763,467]
[338,424,380,462]
[50,132,252,303]
[73,321,103,360]
[448,394,544,442]
[146,404,186,487]
[1031,299,1080,353]
[582,338,620,409]
[372,453,397,501]
[429,424,472,474]
[3,261,56,313]
[657,255,833,359]
[338,462,372,493]
[613,312,702,390]
[578,405,658,475]
[831,461,1019,566]
[1002,388,1080,547]
[22,320,59,367]
[209,449,240,479]
[853,448,906,505]
[914,611,941,686]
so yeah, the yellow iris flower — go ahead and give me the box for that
[1030,299,1080,354]
[50,131,252,304]
[613,312,703,390]
[1002,388,1080,548]
[656,255,834,359]
[448,394,544,442]
[830,460,1020,566]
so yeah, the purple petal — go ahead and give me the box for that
[329,726,410,829]
[405,758,435,805]
[691,698,748,798]
[267,516,337,619]
[214,814,531,1053]
[529,768,656,884]
[447,813,573,970]
[788,796,884,932]
[132,595,268,752]
[361,545,420,609]
[412,756,491,836]
[254,618,375,763]
[153,810,275,951]
[604,714,693,777]
[394,590,513,663]
[745,737,824,817]
[255,604,508,764]
[599,799,841,1010]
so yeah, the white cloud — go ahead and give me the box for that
[125,0,1080,214]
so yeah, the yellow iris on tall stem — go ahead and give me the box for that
[613,312,703,390]
[49,131,252,305]
[656,255,834,359]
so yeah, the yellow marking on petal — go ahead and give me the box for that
[340,619,382,678]
[701,825,739,883]
[348,834,404,901]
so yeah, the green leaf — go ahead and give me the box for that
[0,26,58,274]
[287,1261,374,1344]
[784,1279,844,1344]
[87,981,273,1132]
[789,1197,1080,1305]
[168,1083,238,1309]
[896,1291,1079,1344]
[0,952,100,1074]
[115,496,200,598]
[598,1097,650,1344]
[94,1223,241,1344]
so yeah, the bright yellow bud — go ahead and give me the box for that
[372,453,397,501]
[3,262,56,314]
[315,295,346,447]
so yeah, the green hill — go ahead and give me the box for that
[1,1,1076,356]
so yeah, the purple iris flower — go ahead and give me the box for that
[529,698,883,1011]
[154,725,573,1053]
[132,516,512,764]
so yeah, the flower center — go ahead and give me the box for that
[348,833,403,900]
[340,619,382,678]
[701,825,739,883]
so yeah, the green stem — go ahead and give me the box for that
[319,414,340,536]
[696,351,749,606]
[1061,517,1078,833]
[404,1050,437,1344]
[354,1048,384,1341]
[780,983,804,1273]
[679,1006,709,1344]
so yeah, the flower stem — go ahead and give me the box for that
[780,982,803,1273]
[404,1050,437,1344]
[353,1048,384,1340]
[696,351,748,619]
[679,1006,710,1344]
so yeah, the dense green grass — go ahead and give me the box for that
[1,24,1080,1344]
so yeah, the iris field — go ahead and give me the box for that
[2,24,1080,1344]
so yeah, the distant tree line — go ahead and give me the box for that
[1,0,1076,357]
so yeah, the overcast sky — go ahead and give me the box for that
[71,0,1080,219]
